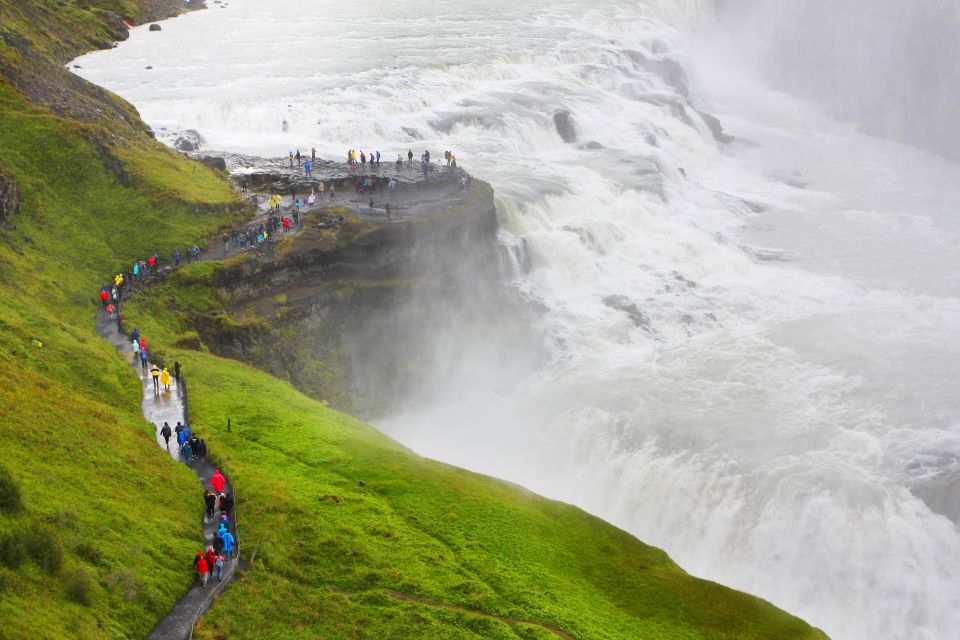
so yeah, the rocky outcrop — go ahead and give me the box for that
[148,24,162,32]
[0,169,19,226]
[179,174,534,415]
[198,155,226,171]
[173,129,203,151]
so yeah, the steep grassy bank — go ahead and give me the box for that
[0,1,243,637]
[0,1,828,638]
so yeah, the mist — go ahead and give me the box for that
[714,0,960,161]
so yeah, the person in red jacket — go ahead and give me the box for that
[99,290,109,307]
[196,553,209,588]
[205,547,217,573]
[210,469,226,494]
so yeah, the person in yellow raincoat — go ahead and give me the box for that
[160,367,172,392]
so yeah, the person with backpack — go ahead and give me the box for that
[220,492,234,519]
[204,490,217,520]
[215,553,225,582]
[197,439,207,462]
[160,422,172,449]
[181,439,193,465]
[140,347,149,370]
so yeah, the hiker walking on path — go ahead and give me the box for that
[181,439,193,465]
[215,553,225,582]
[204,490,217,520]
[198,438,207,462]
[211,469,226,494]
[220,492,234,519]
[174,361,181,383]
[150,364,161,393]
[160,367,172,392]
[195,552,209,589]
[160,422,172,449]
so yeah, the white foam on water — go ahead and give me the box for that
[73,1,960,638]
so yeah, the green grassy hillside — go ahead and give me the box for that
[0,2,828,639]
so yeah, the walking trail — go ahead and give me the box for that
[96,309,239,639]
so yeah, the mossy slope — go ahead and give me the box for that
[0,1,242,637]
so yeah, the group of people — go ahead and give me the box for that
[194,469,236,588]
[99,276,125,329]
[347,149,383,169]
[159,419,206,461]
[289,147,317,168]
[98,238,237,595]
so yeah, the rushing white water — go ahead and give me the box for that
[73,2,960,638]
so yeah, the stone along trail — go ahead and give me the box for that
[96,308,239,639]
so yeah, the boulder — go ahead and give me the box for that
[0,169,19,226]
[148,24,162,32]
[198,156,227,171]
[553,111,577,143]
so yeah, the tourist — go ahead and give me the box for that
[174,360,181,383]
[215,553,225,582]
[197,438,207,462]
[221,527,236,559]
[221,492,234,519]
[140,346,149,370]
[160,422,172,449]
[329,184,335,199]
[304,159,312,176]
[210,468,226,494]
[212,529,224,556]
[196,552,209,588]
[311,147,316,163]
[318,181,325,196]
[407,149,413,164]
[360,150,366,166]
[307,191,315,207]
[160,367,172,392]
[295,149,301,165]
[181,438,193,465]
[204,489,216,520]
[150,364,160,392]
[288,151,294,168]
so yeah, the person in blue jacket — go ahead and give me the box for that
[221,529,235,558]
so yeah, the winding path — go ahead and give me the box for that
[96,309,239,639]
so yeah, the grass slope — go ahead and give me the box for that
[0,3,243,636]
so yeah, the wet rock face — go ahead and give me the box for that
[174,129,203,152]
[0,169,19,226]
[553,110,578,143]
